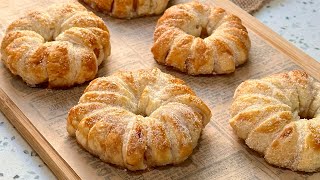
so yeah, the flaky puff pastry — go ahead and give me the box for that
[152,1,250,75]
[67,68,211,170]
[230,70,320,172]
[1,3,110,88]
[82,0,169,19]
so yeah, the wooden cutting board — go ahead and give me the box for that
[0,0,319,179]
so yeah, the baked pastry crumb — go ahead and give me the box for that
[230,70,320,172]
[81,0,169,19]
[1,3,111,88]
[152,1,250,75]
[67,68,212,170]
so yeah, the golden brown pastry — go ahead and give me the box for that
[0,3,111,88]
[67,68,211,170]
[81,0,169,19]
[230,70,320,172]
[151,1,250,75]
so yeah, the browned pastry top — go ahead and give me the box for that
[67,68,212,170]
[230,70,320,172]
[82,0,169,19]
[1,3,111,88]
[152,1,250,75]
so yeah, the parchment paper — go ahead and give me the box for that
[0,0,319,179]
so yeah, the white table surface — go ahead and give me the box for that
[0,0,319,179]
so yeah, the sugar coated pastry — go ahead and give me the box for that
[1,3,111,88]
[230,70,320,172]
[82,0,169,19]
[67,68,212,170]
[152,1,250,75]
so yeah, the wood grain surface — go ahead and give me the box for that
[0,89,80,180]
[0,0,319,179]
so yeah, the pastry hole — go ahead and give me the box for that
[133,0,138,11]
[93,48,100,58]
[110,0,115,13]
[200,28,209,39]
[137,112,147,117]
[192,25,209,39]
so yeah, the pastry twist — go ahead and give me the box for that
[230,70,320,172]
[67,68,211,170]
[82,0,169,19]
[1,3,111,88]
[152,1,250,75]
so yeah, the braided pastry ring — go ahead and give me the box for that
[152,1,250,75]
[230,70,320,172]
[1,3,110,88]
[67,68,211,170]
[82,0,170,19]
